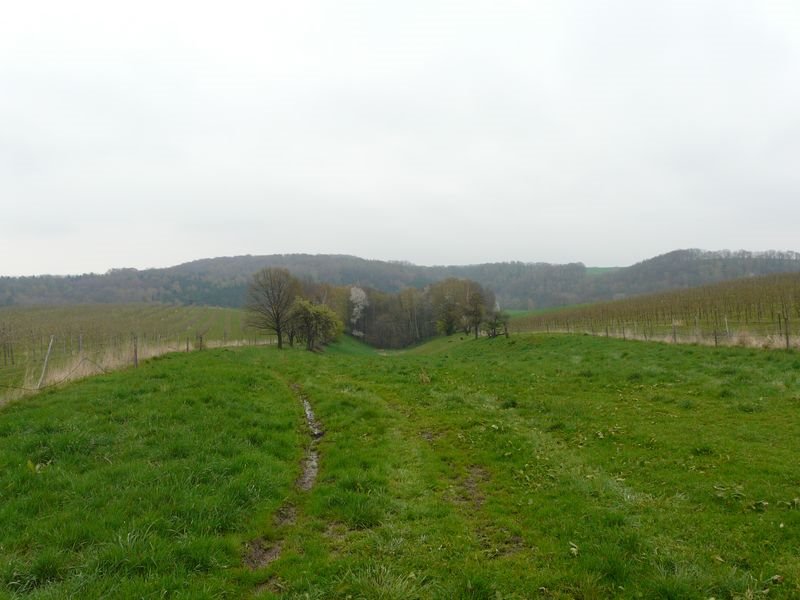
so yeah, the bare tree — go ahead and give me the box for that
[246,268,299,349]
[464,282,487,339]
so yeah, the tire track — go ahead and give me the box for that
[245,382,323,575]
[295,384,324,491]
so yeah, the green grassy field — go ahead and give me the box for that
[2,334,799,598]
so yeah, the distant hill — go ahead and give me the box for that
[583,249,800,304]
[2,249,800,310]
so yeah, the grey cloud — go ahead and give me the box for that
[1,1,799,274]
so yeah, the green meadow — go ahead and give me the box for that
[2,334,799,598]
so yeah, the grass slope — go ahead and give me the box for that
[0,350,303,598]
[2,335,800,598]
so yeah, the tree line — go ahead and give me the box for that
[246,268,509,350]
[5,249,800,311]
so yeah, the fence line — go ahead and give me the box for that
[1,332,278,405]
[514,321,797,350]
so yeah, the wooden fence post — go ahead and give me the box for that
[37,335,55,389]
[785,313,791,351]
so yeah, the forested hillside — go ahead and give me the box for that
[2,249,799,310]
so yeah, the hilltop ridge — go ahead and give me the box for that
[2,249,799,310]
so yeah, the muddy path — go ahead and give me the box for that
[295,385,324,491]
[244,382,323,574]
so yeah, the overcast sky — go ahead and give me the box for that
[2,1,799,276]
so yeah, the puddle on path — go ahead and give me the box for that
[245,384,323,572]
[297,393,323,491]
